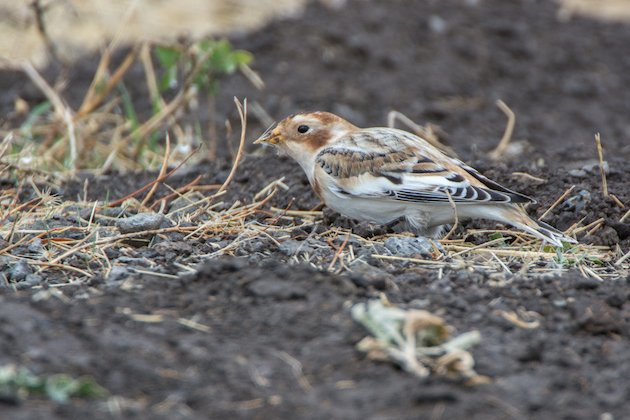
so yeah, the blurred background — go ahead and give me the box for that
[0,0,313,66]
[1,0,629,171]
[1,1,628,66]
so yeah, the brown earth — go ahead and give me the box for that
[1,0,630,419]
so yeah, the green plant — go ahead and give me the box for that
[155,39,253,95]
[153,38,254,160]
[0,364,107,403]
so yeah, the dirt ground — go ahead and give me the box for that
[1,0,630,418]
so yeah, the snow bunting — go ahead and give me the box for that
[254,112,575,246]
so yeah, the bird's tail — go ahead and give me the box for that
[500,206,576,247]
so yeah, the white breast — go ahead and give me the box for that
[321,189,408,224]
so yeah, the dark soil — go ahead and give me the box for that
[2,0,630,419]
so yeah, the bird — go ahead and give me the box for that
[254,111,575,246]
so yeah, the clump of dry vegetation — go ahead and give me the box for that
[2,36,258,173]
[1,96,626,290]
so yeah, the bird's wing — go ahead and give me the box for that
[314,128,533,204]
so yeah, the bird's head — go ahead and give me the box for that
[254,112,357,159]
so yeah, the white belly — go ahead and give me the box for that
[322,190,409,224]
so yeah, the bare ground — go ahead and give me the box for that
[1,0,630,418]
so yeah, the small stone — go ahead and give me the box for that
[9,260,33,282]
[383,236,441,257]
[27,238,43,254]
[15,274,42,290]
[153,240,193,256]
[168,192,206,216]
[79,208,96,221]
[100,207,129,218]
[568,169,587,178]
[347,264,391,290]
[106,266,133,284]
[116,213,165,234]
[0,256,10,270]
[568,161,609,178]
[278,239,315,256]
[560,190,591,212]
[553,299,568,307]
[428,15,447,34]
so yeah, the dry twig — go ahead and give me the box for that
[489,100,515,160]
[539,185,575,221]
[215,97,248,196]
[594,133,608,198]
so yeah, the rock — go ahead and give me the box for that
[347,264,391,290]
[568,161,609,178]
[383,236,441,257]
[154,240,194,255]
[0,256,10,270]
[106,266,133,284]
[9,260,33,282]
[79,206,129,225]
[27,238,43,254]
[560,190,591,212]
[116,213,165,234]
[428,15,447,34]
[278,239,315,256]
[568,169,586,177]
[14,274,42,290]
[167,192,206,216]
[115,257,151,266]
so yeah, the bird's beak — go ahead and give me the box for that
[254,122,282,145]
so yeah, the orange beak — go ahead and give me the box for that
[254,123,282,145]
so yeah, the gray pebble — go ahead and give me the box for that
[167,192,206,216]
[383,236,441,257]
[116,213,165,234]
[115,257,151,266]
[428,15,447,34]
[28,238,43,254]
[278,239,315,256]
[9,260,33,282]
[15,274,42,290]
[561,190,591,212]
[568,169,587,178]
[568,161,609,178]
[0,256,10,270]
[106,266,133,284]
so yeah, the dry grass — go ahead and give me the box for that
[1,165,625,287]
[0,62,627,287]
[1,39,261,174]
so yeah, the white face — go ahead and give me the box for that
[275,113,344,179]
[255,112,356,170]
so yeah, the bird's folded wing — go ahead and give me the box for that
[314,128,533,204]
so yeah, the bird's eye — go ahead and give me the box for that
[297,125,310,134]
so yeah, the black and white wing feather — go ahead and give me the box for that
[314,128,533,205]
